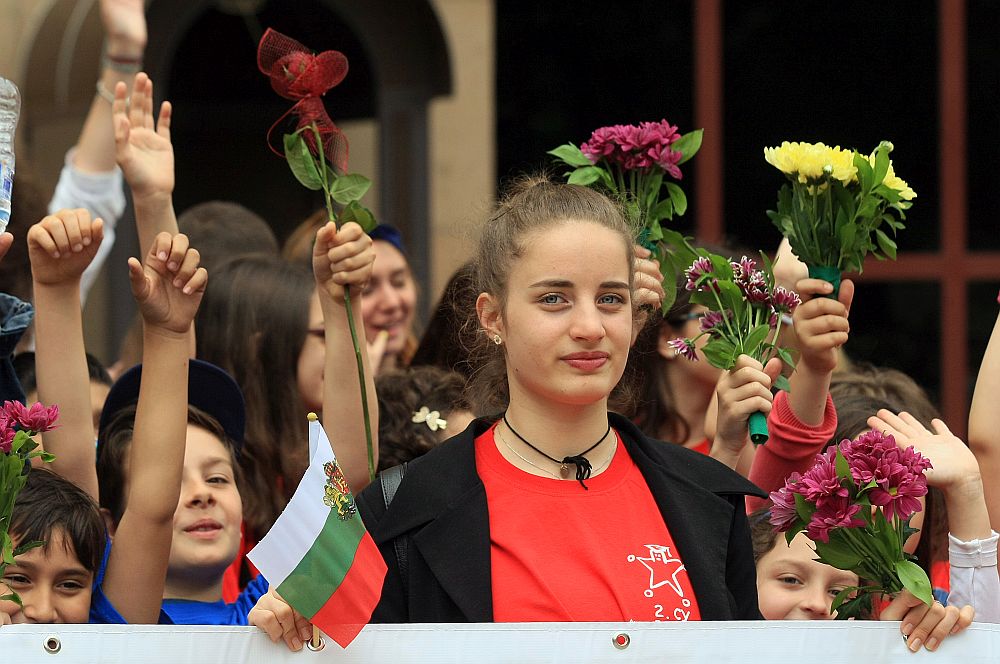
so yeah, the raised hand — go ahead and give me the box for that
[128,232,206,336]
[313,221,375,305]
[27,209,105,286]
[714,354,782,456]
[792,277,854,375]
[100,0,147,58]
[113,73,173,202]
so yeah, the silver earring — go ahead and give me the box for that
[492,334,502,346]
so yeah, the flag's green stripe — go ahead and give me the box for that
[274,509,366,618]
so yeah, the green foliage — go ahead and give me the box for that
[329,173,373,205]
[896,559,933,606]
[283,133,324,191]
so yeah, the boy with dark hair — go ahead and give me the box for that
[0,469,105,624]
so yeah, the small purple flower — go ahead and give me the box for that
[667,337,698,362]
[685,256,714,291]
[4,401,59,434]
[798,449,849,507]
[699,310,727,333]
[806,495,866,543]
[731,256,757,286]
[770,286,802,314]
[0,425,14,454]
[768,474,802,531]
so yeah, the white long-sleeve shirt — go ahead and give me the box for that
[948,530,1000,623]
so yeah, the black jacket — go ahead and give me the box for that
[356,413,767,622]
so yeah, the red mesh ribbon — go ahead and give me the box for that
[257,28,350,174]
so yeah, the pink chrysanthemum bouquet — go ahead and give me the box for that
[769,429,933,619]
[549,121,702,312]
[1,400,58,607]
[671,252,800,444]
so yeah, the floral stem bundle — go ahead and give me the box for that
[549,121,703,313]
[669,252,800,445]
[765,140,914,296]
[1,401,58,607]
[258,29,378,482]
[769,429,933,619]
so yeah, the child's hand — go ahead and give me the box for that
[880,590,974,652]
[27,209,105,286]
[128,232,206,335]
[313,221,375,305]
[792,277,854,375]
[633,245,665,315]
[714,354,782,454]
[868,410,982,492]
[0,610,10,626]
[249,589,313,652]
[113,73,173,202]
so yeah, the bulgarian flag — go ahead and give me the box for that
[248,415,387,647]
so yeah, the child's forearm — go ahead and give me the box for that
[942,475,993,543]
[787,362,831,427]
[102,326,189,625]
[32,282,100,498]
[321,292,378,492]
[969,311,1000,534]
[133,194,179,261]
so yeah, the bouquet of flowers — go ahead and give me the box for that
[258,28,377,481]
[669,252,800,444]
[549,121,703,312]
[1,401,58,606]
[765,140,914,295]
[769,429,933,619]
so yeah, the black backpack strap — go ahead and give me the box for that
[379,463,409,597]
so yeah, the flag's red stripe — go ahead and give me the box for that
[310,533,388,648]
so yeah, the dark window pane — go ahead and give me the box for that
[846,281,941,408]
[967,0,1000,250]
[724,2,938,254]
[496,1,694,196]
[967,282,998,401]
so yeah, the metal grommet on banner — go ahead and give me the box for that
[612,632,630,650]
[43,636,61,654]
[307,632,326,652]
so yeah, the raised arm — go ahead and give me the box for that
[870,409,999,621]
[101,232,206,624]
[113,72,178,252]
[710,354,782,474]
[969,309,1000,536]
[27,209,105,498]
[314,221,377,491]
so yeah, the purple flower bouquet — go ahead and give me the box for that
[769,429,934,619]
[549,121,702,313]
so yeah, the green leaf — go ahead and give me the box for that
[329,173,373,205]
[793,492,815,524]
[0,591,22,608]
[834,447,851,480]
[830,585,862,617]
[647,219,663,242]
[702,337,738,370]
[854,152,874,193]
[775,346,797,369]
[813,539,863,570]
[283,133,324,191]
[872,143,890,187]
[339,200,378,233]
[547,143,593,167]
[665,182,688,217]
[833,591,873,621]
[875,228,897,259]
[896,559,933,606]
[774,373,791,392]
[645,171,664,211]
[743,324,771,356]
[651,198,674,222]
[673,129,703,165]
[566,166,606,186]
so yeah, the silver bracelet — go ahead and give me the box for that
[95,80,127,105]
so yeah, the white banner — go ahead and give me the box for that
[1,622,999,662]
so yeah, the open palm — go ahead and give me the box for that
[114,73,174,199]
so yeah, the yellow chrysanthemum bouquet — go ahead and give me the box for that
[765,141,914,294]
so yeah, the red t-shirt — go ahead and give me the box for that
[476,423,701,622]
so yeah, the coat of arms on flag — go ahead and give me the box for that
[248,414,386,647]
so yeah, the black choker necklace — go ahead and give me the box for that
[502,413,610,490]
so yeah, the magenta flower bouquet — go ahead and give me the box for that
[769,429,933,619]
[670,252,800,444]
[549,121,702,312]
[1,401,58,607]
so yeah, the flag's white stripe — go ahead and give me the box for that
[248,419,337,586]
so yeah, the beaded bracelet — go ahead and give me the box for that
[101,41,143,74]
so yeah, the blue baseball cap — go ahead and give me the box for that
[97,359,246,455]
